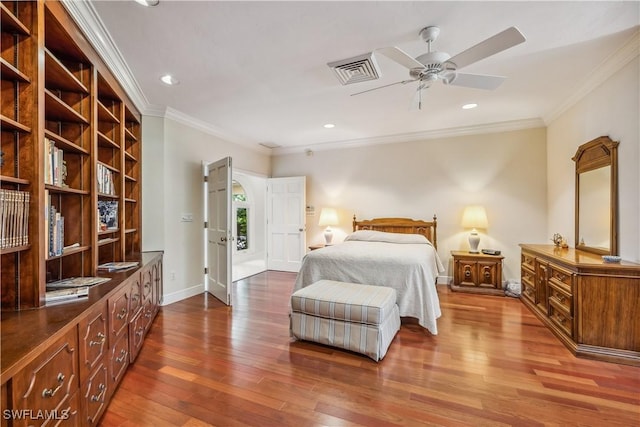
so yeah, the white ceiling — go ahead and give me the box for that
[85,1,639,153]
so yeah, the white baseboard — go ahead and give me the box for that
[161,283,205,306]
[436,275,451,285]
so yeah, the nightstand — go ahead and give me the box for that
[451,251,504,296]
[308,244,325,251]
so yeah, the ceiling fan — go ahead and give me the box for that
[353,26,526,109]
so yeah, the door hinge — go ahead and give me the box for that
[204,267,208,274]
[203,176,208,182]
[204,221,208,228]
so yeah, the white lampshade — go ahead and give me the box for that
[461,206,488,253]
[318,208,338,227]
[461,206,489,230]
[318,208,339,245]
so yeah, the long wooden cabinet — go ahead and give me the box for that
[1,0,142,311]
[1,252,162,426]
[520,244,640,366]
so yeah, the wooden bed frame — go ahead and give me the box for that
[352,215,438,249]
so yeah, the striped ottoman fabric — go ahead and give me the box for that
[290,280,400,361]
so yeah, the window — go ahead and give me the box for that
[232,180,249,252]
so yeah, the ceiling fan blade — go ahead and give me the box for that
[445,73,506,90]
[350,79,417,96]
[447,27,525,70]
[375,47,424,70]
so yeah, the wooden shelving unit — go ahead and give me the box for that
[1,0,142,310]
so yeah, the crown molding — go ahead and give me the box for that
[164,108,269,154]
[61,0,151,114]
[271,118,545,155]
[543,29,640,125]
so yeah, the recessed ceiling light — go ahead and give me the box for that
[323,123,335,129]
[134,0,159,6]
[462,103,478,110]
[160,74,179,85]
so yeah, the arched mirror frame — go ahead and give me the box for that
[572,136,619,255]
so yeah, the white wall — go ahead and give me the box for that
[154,117,271,304]
[141,115,165,252]
[272,127,548,282]
[547,57,639,261]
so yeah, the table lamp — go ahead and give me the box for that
[318,208,339,245]
[461,205,488,253]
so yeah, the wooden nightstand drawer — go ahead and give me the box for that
[451,251,504,296]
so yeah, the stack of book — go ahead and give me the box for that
[45,190,64,257]
[98,261,139,272]
[43,137,67,187]
[45,276,111,305]
[97,163,116,195]
[0,189,30,249]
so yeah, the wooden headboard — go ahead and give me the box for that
[352,215,438,249]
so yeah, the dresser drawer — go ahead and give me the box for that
[548,282,572,315]
[548,264,573,293]
[521,252,536,270]
[11,328,79,425]
[109,287,131,340]
[549,298,573,339]
[78,303,108,384]
[82,362,108,426]
[108,331,129,393]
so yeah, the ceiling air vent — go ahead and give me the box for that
[327,52,381,85]
[259,142,281,149]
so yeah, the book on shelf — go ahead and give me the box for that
[45,286,89,305]
[46,276,111,289]
[97,163,116,195]
[0,188,30,249]
[43,137,67,188]
[98,261,139,272]
[98,200,118,231]
[45,193,64,257]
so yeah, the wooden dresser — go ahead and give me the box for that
[1,252,162,426]
[520,244,640,366]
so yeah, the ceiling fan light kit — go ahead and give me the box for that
[349,25,526,109]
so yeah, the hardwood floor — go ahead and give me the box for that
[100,271,640,426]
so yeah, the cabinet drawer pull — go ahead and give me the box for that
[42,373,65,398]
[116,307,127,320]
[558,295,567,304]
[132,294,140,302]
[115,349,127,363]
[89,332,106,347]
[144,311,152,318]
[90,383,106,402]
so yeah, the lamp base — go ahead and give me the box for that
[324,228,334,245]
[468,230,480,253]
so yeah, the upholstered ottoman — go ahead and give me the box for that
[290,280,400,361]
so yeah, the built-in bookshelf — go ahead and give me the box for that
[0,0,142,310]
[1,0,39,309]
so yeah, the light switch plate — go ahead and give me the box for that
[181,213,193,222]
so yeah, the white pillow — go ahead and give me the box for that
[344,230,431,245]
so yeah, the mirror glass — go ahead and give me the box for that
[574,136,618,256]
[578,166,610,251]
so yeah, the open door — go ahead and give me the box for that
[206,157,232,305]
[267,176,306,272]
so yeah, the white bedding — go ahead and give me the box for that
[293,231,445,334]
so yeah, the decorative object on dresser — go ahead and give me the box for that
[318,207,339,245]
[451,251,504,296]
[461,205,489,253]
[519,244,639,366]
[573,136,618,255]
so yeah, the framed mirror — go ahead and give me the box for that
[572,136,619,255]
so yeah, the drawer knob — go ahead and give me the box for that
[559,296,567,304]
[91,383,106,402]
[42,373,65,398]
[115,349,127,363]
[89,332,106,347]
[116,307,127,320]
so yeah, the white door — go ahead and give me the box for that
[206,157,232,305]
[267,176,306,272]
